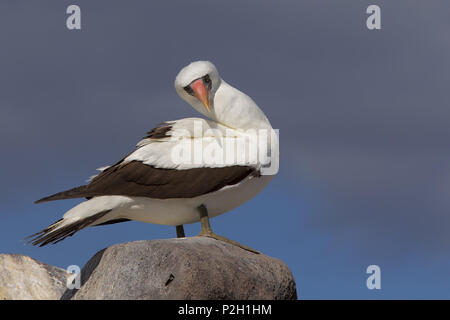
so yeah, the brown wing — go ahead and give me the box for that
[35,160,258,203]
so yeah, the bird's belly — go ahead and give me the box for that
[199,174,273,218]
[114,175,273,226]
[115,197,200,226]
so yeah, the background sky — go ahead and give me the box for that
[1,0,450,299]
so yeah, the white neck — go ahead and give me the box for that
[192,80,272,131]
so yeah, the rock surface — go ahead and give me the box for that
[0,254,69,300]
[62,237,297,300]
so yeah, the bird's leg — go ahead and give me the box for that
[176,225,185,238]
[196,204,259,254]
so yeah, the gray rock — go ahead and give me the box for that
[0,254,69,300]
[62,237,297,300]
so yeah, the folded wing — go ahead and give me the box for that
[36,119,259,203]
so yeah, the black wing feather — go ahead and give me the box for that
[35,161,257,203]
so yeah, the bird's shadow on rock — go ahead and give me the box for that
[60,248,106,300]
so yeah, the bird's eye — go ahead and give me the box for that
[183,85,194,96]
[203,75,212,90]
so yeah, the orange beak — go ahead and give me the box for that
[190,79,210,112]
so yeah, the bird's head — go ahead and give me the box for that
[175,61,221,116]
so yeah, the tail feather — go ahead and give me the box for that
[26,209,112,247]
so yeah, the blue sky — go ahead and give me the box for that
[1,0,450,299]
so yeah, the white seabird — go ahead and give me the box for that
[30,61,279,252]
